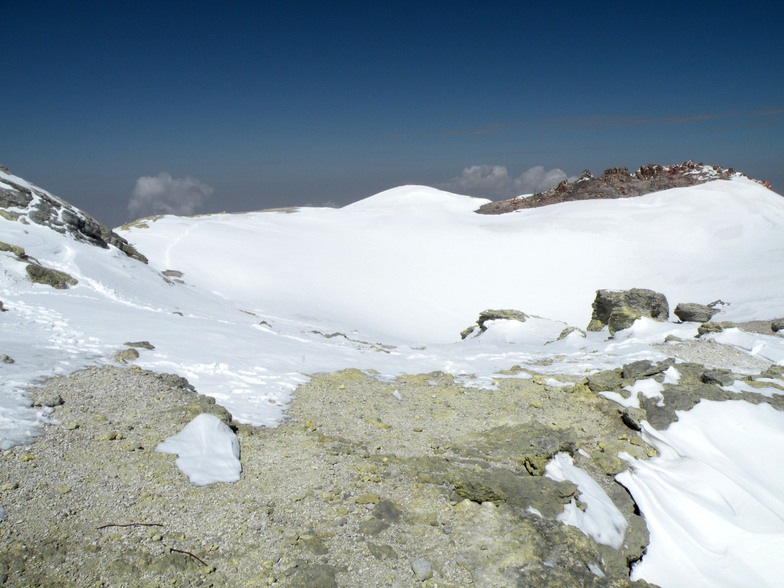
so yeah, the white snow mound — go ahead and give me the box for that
[156,414,241,486]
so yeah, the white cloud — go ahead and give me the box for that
[513,166,571,194]
[446,165,512,194]
[128,172,213,218]
[441,165,575,199]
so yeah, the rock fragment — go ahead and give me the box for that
[25,263,78,289]
[411,558,433,581]
[697,321,736,336]
[461,309,528,339]
[674,302,720,323]
[124,341,155,350]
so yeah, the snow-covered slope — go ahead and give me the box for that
[3,167,784,588]
[123,180,784,342]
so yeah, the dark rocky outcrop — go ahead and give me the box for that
[587,360,784,432]
[673,302,721,323]
[587,289,669,335]
[0,167,147,263]
[451,421,579,476]
[461,309,529,339]
[476,161,772,215]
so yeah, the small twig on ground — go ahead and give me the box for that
[166,545,209,567]
[97,522,164,530]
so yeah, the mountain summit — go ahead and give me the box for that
[477,161,774,214]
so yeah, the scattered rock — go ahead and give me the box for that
[554,326,586,341]
[411,558,433,581]
[25,263,78,289]
[372,500,402,523]
[284,560,339,588]
[772,319,784,333]
[674,302,720,323]
[32,390,63,407]
[355,493,381,505]
[697,321,736,337]
[113,348,140,364]
[367,543,398,560]
[299,531,329,555]
[0,240,26,258]
[586,288,669,335]
[0,354,14,364]
[621,359,671,380]
[701,370,734,387]
[358,518,390,536]
[461,309,528,339]
[620,407,648,432]
[124,341,155,350]
[585,370,623,393]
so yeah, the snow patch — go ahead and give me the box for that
[617,400,784,588]
[545,452,628,548]
[156,414,241,486]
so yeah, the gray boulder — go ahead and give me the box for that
[674,302,720,323]
[771,319,784,333]
[586,288,669,335]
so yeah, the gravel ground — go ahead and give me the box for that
[1,336,779,588]
[652,339,771,371]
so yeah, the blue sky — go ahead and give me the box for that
[3,0,783,226]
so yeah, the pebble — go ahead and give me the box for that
[411,558,433,581]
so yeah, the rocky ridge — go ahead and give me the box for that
[476,161,773,215]
[0,165,147,263]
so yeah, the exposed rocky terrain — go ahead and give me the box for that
[476,161,774,215]
[3,165,784,587]
[0,165,146,263]
[3,333,784,587]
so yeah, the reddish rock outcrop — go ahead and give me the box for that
[476,161,772,215]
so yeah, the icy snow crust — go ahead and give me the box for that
[4,173,784,586]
